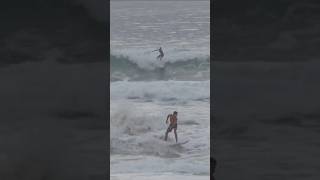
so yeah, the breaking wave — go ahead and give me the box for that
[110,54,210,81]
[110,106,186,158]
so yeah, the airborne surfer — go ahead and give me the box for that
[165,111,178,143]
[152,47,164,61]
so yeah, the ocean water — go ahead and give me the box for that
[110,0,210,81]
[110,1,210,178]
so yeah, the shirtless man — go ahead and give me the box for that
[152,47,164,61]
[165,111,178,143]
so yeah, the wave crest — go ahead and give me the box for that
[111,54,209,81]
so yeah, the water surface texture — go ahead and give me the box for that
[110,1,210,179]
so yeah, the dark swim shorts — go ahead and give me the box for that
[166,123,177,132]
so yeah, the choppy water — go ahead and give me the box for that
[110,1,210,81]
[110,0,210,177]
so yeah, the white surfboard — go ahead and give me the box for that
[169,140,189,146]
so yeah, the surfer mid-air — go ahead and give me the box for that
[165,111,178,143]
[152,47,164,61]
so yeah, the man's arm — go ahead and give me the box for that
[166,114,171,124]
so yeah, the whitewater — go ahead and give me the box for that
[110,1,210,179]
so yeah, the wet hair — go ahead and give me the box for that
[173,111,177,114]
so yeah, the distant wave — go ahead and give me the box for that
[111,54,209,81]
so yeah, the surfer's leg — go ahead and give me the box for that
[165,125,173,141]
[165,131,168,141]
[165,126,170,141]
[174,128,178,143]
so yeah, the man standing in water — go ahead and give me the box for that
[152,47,164,61]
[165,111,178,143]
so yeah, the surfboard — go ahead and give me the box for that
[155,135,189,145]
[169,140,189,146]
[176,140,189,145]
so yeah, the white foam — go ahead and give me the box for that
[111,80,210,102]
[111,47,209,70]
[110,100,210,175]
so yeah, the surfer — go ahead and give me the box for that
[165,111,178,143]
[152,47,164,61]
